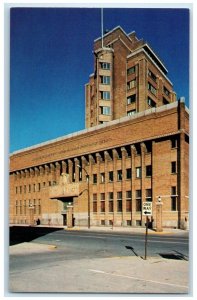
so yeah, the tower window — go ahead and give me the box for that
[127,79,136,90]
[147,97,156,108]
[127,94,136,104]
[164,86,170,96]
[101,106,111,115]
[101,91,110,100]
[148,82,157,95]
[100,62,110,70]
[148,69,157,82]
[127,109,136,116]
[127,66,135,75]
[101,76,110,85]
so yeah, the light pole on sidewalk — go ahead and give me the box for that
[77,165,90,228]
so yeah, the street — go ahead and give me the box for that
[8,226,189,294]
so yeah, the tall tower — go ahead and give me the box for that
[85,26,177,128]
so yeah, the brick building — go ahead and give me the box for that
[9,26,189,229]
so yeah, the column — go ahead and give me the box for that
[61,161,67,174]
[104,151,110,225]
[112,149,118,226]
[121,147,127,226]
[74,158,80,182]
[131,145,136,226]
[96,153,102,219]
[68,159,73,183]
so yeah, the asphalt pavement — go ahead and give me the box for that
[8,225,190,295]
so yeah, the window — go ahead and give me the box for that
[100,62,110,70]
[19,200,22,215]
[101,75,110,85]
[38,199,41,215]
[33,184,36,192]
[38,183,41,191]
[24,200,27,215]
[29,184,31,193]
[33,199,36,214]
[148,69,157,81]
[171,161,177,174]
[127,79,136,90]
[136,167,141,178]
[147,97,156,108]
[136,190,142,212]
[117,170,122,181]
[100,173,105,183]
[101,106,111,115]
[93,194,97,213]
[15,187,18,194]
[126,168,132,179]
[171,186,177,211]
[126,191,132,212]
[93,174,97,184]
[117,192,122,212]
[163,97,169,105]
[20,186,22,194]
[127,94,136,105]
[100,193,105,213]
[127,109,136,116]
[163,86,170,96]
[101,91,110,100]
[109,171,113,182]
[146,165,152,177]
[24,185,26,194]
[15,200,18,215]
[127,66,135,75]
[146,189,152,201]
[109,192,113,212]
[171,138,177,149]
[148,82,157,95]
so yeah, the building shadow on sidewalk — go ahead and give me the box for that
[9,226,63,246]
[158,250,188,261]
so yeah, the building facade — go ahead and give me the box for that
[9,27,189,229]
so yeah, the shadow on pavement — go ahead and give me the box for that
[9,226,63,246]
[158,251,188,261]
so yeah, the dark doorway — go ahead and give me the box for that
[63,214,67,226]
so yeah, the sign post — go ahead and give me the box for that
[142,202,152,260]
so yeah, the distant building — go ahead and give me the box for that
[9,26,189,229]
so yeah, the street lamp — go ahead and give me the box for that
[77,165,90,229]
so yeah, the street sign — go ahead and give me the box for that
[142,202,152,216]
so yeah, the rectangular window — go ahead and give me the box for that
[93,174,97,184]
[109,171,113,182]
[127,79,136,90]
[100,193,105,213]
[33,184,36,192]
[171,138,177,148]
[127,66,135,75]
[117,192,122,212]
[24,185,26,194]
[148,82,157,95]
[127,94,136,105]
[20,186,22,194]
[109,192,114,212]
[15,187,18,194]
[126,168,132,179]
[148,69,157,81]
[101,106,111,115]
[100,62,110,70]
[136,190,142,212]
[38,199,41,215]
[171,161,177,174]
[15,200,18,215]
[146,189,152,201]
[146,165,152,177]
[93,194,97,213]
[147,97,156,107]
[33,199,36,214]
[163,97,169,105]
[136,167,142,178]
[29,184,31,193]
[20,200,22,215]
[101,91,110,100]
[171,186,177,211]
[164,86,170,96]
[24,200,27,215]
[100,173,105,183]
[101,75,110,85]
[117,170,122,181]
[38,183,41,191]
[127,109,136,116]
[126,191,132,212]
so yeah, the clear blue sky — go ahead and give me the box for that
[10,7,189,153]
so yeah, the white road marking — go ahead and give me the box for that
[88,269,188,289]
